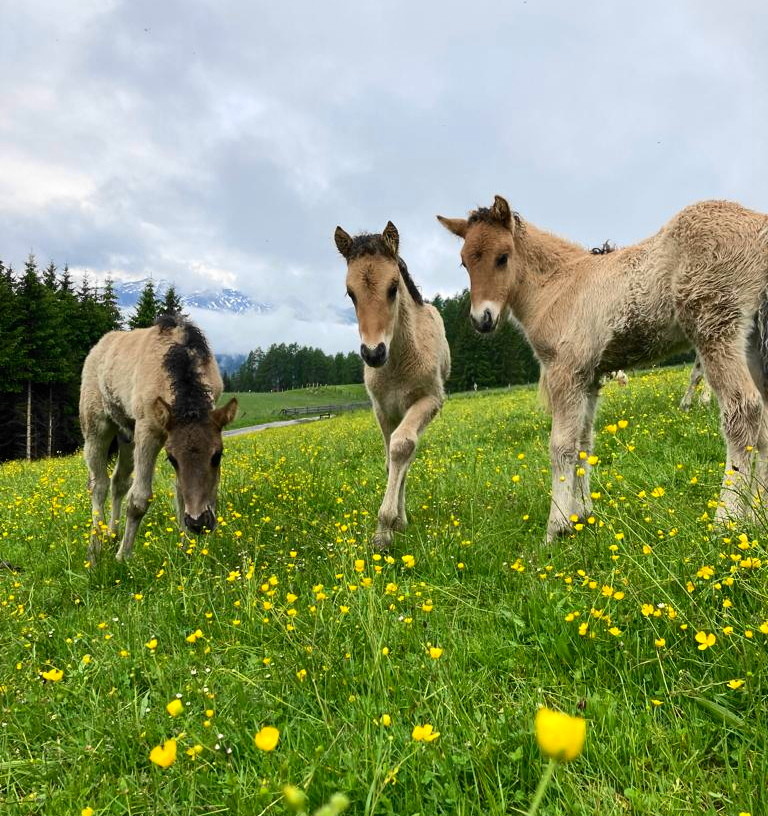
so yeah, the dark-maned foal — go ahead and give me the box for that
[80,316,237,561]
[335,222,450,550]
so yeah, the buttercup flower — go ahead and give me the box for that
[254,726,280,751]
[166,698,184,717]
[149,738,177,768]
[534,707,586,762]
[412,723,440,742]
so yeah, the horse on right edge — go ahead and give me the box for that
[438,195,768,540]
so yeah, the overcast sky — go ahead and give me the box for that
[2,1,767,354]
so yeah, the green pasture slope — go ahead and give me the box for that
[1,367,767,815]
[224,384,369,430]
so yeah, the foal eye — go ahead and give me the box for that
[346,288,357,305]
[211,450,223,467]
[495,253,509,268]
[167,454,179,470]
[387,282,398,300]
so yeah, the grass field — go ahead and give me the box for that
[1,367,767,815]
[223,384,369,430]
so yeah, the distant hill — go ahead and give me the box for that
[112,278,270,315]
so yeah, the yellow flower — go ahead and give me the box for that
[380,714,392,726]
[81,808,94,816]
[412,723,440,742]
[296,668,307,681]
[149,738,177,768]
[186,744,203,758]
[650,486,665,498]
[534,707,586,762]
[145,638,158,651]
[695,631,716,650]
[428,647,443,659]
[283,785,308,809]
[186,629,204,643]
[166,699,184,717]
[727,678,745,690]
[40,667,63,683]
[401,554,415,568]
[254,726,280,751]
[654,638,666,648]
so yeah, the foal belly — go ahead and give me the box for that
[601,319,689,371]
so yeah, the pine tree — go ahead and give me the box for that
[129,280,160,328]
[100,278,124,331]
[159,283,184,317]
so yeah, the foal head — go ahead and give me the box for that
[335,221,420,367]
[437,195,523,334]
[154,321,238,535]
[155,397,238,534]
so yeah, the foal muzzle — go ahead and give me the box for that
[360,342,388,367]
[471,308,498,334]
[184,508,216,535]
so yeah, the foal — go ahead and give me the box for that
[334,222,450,550]
[80,315,238,561]
[438,195,768,539]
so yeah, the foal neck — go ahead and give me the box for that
[510,222,587,325]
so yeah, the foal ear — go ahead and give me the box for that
[212,397,238,429]
[382,221,399,255]
[153,396,174,430]
[334,226,353,259]
[490,195,512,227]
[436,215,468,238]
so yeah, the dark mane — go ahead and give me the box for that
[590,240,617,255]
[397,257,424,306]
[156,315,213,423]
[347,233,424,306]
[468,206,524,232]
[345,233,397,261]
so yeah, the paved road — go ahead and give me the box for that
[223,415,326,438]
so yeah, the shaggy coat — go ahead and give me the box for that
[335,222,450,550]
[80,316,237,560]
[438,196,768,539]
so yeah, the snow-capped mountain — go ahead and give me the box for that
[112,279,270,315]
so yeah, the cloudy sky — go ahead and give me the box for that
[2,1,767,354]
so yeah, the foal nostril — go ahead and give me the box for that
[184,511,216,535]
[360,342,387,367]
[472,309,495,334]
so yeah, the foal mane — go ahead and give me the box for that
[590,240,617,255]
[345,233,424,306]
[468,206,525,233]
[156,314,214,423]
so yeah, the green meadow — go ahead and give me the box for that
[223,384,369,430]
[1,367,766,815]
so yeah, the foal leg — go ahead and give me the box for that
[372,396,440,551]
[83,421,114,562]
[109,439,134,538]
[700,341,763,523]
[545,368,592,542]
[680,359,703,412]
[572,385,599,518]
[116,429,163,562]
[746,334,768,507]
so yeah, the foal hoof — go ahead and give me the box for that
[546,517,574,543]
[372,531,393,552]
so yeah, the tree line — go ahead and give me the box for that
[226,290,540,394]
[0,264,185,462]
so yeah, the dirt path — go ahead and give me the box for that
[223,416,326,438]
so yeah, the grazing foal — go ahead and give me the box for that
[334,222,450,550]
[80,315,237,561]
[438,195,768,539]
